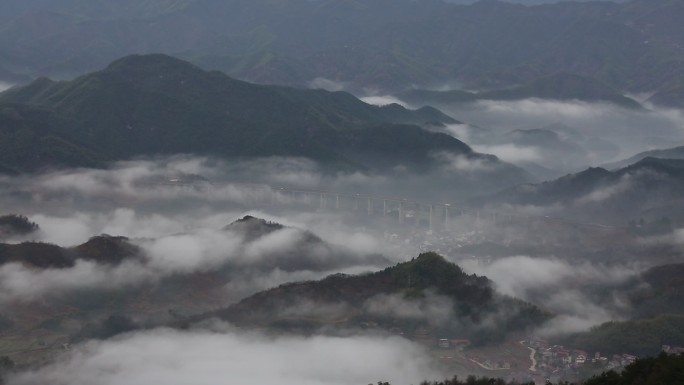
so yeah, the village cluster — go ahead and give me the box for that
[432,337,684,384]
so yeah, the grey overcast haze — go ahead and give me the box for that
[1,1,684,384]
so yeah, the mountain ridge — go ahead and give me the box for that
[475,157,684,225]
[0,54,494,174]
[0,0,682,94]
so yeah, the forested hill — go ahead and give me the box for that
[206,252,550,344]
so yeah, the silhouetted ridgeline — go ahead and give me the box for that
[0,54,477,173]
[0,234,140,268]
[0,0,682,96]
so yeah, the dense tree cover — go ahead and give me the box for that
[419,376,534,385]
[378,354,684,385]
[0,235,140,268]
[224,216,286,242]
[584,352,684,385]
[211,252,550,345]
[0,54,485,174]
[0,214,38,238]
[0,356,14,385]
[371,376,534,385]
[560,315,684,357]
[0,241,73,268]
[628,264,684,319]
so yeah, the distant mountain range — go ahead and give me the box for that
[476,157,684,225]
[397,73,642,109]
[0,0,681,97]
[439,122,622,180]
[603,145,684,170]
[482,128,593,178]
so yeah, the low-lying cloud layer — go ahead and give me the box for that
[0,157,407,305]
[308,77,347,92]
[431,151,495,172]
[449,99,684,153]
[0,81,12,92]
[400,96,684,175]
[0,156,399,245]
[459,256,638,336]
[472,144,542,164]
[8,326,442,385]
[360,95,409,108]
[363,290,456,327]
[0,220,391,305]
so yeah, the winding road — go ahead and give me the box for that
[528,347,538,372]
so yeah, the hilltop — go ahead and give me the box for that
[604,146,684,171]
